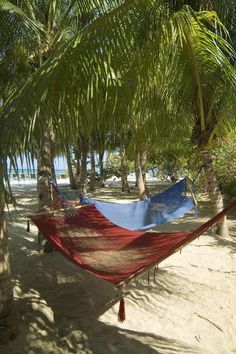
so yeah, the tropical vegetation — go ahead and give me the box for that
[0,0,236,344]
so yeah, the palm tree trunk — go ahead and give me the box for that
[120,146,130,193]
[90,150,96,191]
[79,139,88,194]
[200,148,229,238]
[37,128,54,252]
[3,159,15,205]
[0,160,18,344]
[73,144,81,187]
[134,168,138,188]
[135,149,148,200]
[50,155,57,185]
[65,144,77,190]
[98,150,105,187]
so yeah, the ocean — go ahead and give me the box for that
[8,169,67,179]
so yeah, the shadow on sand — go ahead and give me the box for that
[4,188,202,354]
[4,181,235,353]
[5,232,201,354]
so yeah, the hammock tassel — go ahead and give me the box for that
[154,265,158,283]
[118,296,125,322]
[27,219,30,232]
[118,286,126,322]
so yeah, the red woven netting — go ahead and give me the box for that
[30,201,236,285]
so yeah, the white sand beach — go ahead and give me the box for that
[2,180,236,354]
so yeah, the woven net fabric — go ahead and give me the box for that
[30,201,236,285]
[78,178,196,230]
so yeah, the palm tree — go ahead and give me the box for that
[2,2,236,231]
[0,160,19,343]
[89,142,97,192]
[0,0,129,250]
[133,6,236,236]
[174,0,236,44]
[0,1,236,342]
[120,145,131,193]
[0,0,131,342]
[65,143,77,189]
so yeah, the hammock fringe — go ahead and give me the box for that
[27,219,30,232]
[118,296,126,322]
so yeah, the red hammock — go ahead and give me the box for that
[31,201,236,284]
[30,201,236,321]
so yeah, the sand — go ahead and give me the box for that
[2,180,236,354]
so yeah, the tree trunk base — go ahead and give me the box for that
[98,181,105,188]
[38,232,54,253]
[43,240,54,253]
[200,148,230,238]
[70,182,77,190]
[215,216,230,238]
[0,305,19,344]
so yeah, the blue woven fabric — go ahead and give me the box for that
[78,178,196,230]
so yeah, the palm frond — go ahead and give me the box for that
[0,0,45,49]
[1,1,236,159]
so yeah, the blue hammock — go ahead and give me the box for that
[78,178,196,231]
